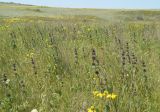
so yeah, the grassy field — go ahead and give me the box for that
[0,2,160,112]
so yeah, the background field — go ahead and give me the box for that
[0,2,160,112]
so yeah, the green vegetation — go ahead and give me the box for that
[0,2,160,112]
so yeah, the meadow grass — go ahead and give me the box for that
[0,4,160,112]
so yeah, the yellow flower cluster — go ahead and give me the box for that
[93,90,117,100]
[0,25,9,31]
[106,93,117,99]
[4,18,34,24]
[4,18,21,24]
[87,106,96,112]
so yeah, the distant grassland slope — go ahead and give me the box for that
[0,2,160,22]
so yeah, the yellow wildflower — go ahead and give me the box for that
[93,91,99,96]
[87,106,96,112]
[106,93,117,100]
[102,90,108,96]
[93,90,109,98]
[106,94,112,98]
[97,93,104,98]
[104,90,109,94]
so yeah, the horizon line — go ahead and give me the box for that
[1,1,160,10]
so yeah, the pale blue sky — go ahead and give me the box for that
[0,0,160,9]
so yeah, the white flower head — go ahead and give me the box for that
[5,79,10,84]
[31,109,38,112]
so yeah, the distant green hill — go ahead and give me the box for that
[0,2,160,22]
[0,2,34,6]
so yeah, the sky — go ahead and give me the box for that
[0,0,160,9]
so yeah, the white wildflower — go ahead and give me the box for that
[31,109,38,112]
[5,79,10,84]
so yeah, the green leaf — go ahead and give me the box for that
[105,105,110,112]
